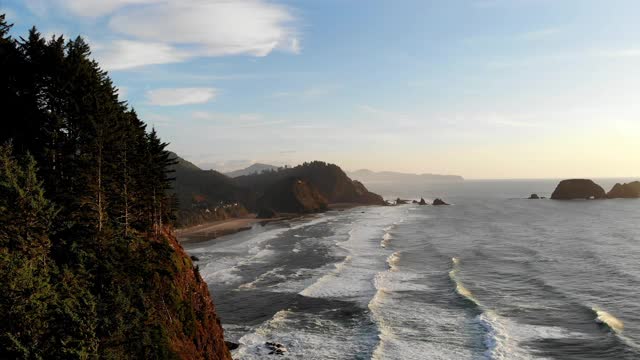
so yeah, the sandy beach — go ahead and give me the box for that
[176,215,294,243]
[176,204,369,243]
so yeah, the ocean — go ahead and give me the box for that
[183,179,640,359]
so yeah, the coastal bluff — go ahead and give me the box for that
[258,177,329,214]
[607,181,640,198]
[551,179,606,200]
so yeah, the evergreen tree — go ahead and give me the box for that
[0,15,230,359]
[0,144,56,358]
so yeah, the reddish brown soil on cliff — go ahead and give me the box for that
[159,228,232,360]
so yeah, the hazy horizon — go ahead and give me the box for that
[6,0,640,179]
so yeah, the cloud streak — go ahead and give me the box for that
[47,0,302,70]
[146,88,217,106]
[95,40,190,70]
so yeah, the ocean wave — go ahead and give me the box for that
[238,267,286,290]
[234,309,292,358]
[289,214,330,230]
[370,272,393,360]
[381,232,392,248]
[448,257,528,359]
[448,257,481,307]
[592,306,625,333]
[298,255,352,297]
[387,252,400,272]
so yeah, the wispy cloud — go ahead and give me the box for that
[519,27,561,40]
[146,88,217,106]
[26,0,301,70]
[596,49,640,58]
[192,112,263,122]
[95,40,190,70]
[270,85,336,100]
[191,111,285,128]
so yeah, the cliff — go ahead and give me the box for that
[607,181,640,198]
[258,177,328,214]
[235,161,385,206]
[550,179,606,200]
[157,229,232,359]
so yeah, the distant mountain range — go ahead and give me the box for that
[348,169,464,184]
[225,163,279,177]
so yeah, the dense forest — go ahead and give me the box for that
[0,15,230,359]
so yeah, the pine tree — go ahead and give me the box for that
[0,144,56,358]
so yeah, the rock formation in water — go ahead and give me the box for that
[432,198,450,206]
[258,177,328,214]
[607,181,640,199]
[550,179,606,200]
[419,198,428,205]
[528,194,540,199]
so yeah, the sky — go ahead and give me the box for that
[2,0,640,179]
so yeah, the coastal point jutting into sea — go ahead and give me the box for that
[1,1,639,359]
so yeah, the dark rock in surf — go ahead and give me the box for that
[550,179,606,200]
[412,200,419,204]
[190,255,200,261]
[607,181,640,199]
[528,194,540,199]
[395,198,409,205]
[419,197,427,205]
[225,341,239,350]
[265,342,287,355]
[432,198,449,206]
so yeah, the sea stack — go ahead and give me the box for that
[607,181,640,198]
[528,194,540,199]
[432,198,449,206]
[419,197,428,205]
[550,179,606,200]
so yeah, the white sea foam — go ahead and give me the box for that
[234,308,378,359]
[592,306,624,333]
[238,267,286,290]
[381,232,392,248]
[387,252,400,272]
[298,255,353,297]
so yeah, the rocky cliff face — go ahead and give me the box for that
[258,177,328,214]
[234,161,386,207]
[159,228,232,359]
[607,181,640,198]
[351,180,385,205]
[551,179,606,200]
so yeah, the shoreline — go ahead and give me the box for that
[176,215,293,244]
[176,203,373,244]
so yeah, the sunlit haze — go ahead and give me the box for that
[6,0,640,178]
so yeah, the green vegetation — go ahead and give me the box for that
[0,15,230,359]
